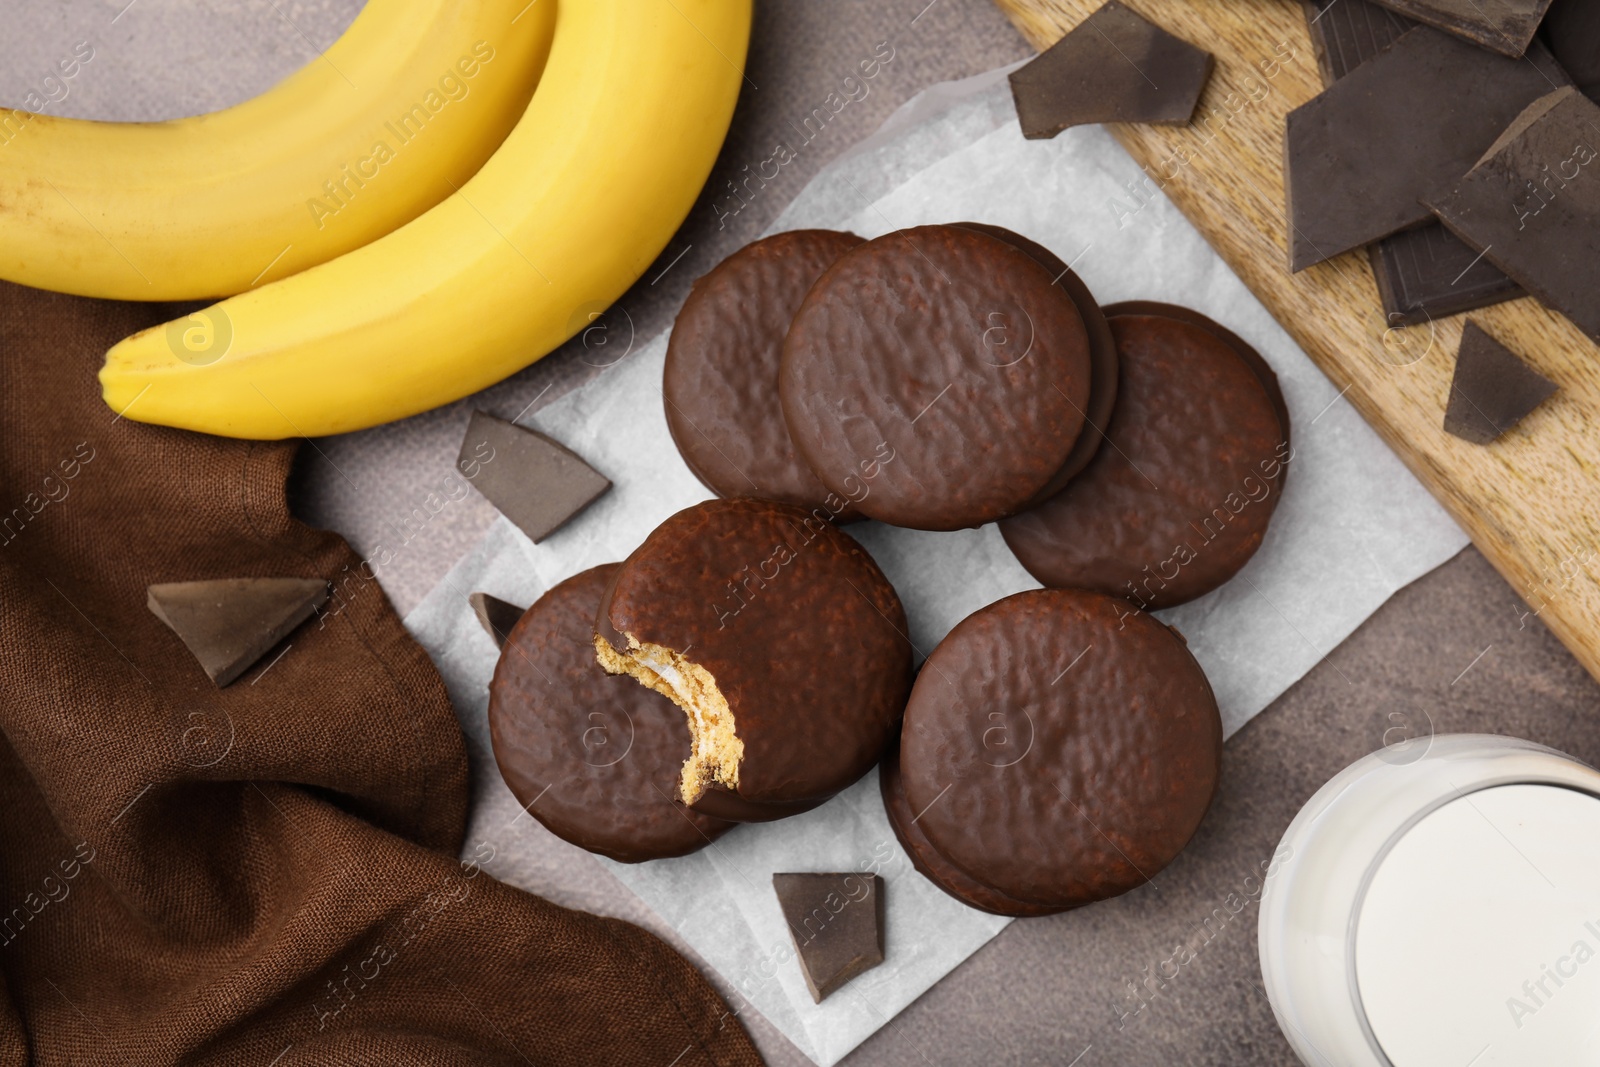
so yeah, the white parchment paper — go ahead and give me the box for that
[405,71,1469,1066]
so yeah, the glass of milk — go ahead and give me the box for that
[1258,733,1600,1066]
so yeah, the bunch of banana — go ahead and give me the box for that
[0,0,557,301]
[98,0,752,439]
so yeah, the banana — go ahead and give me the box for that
[100,0,751,439]
[0,0,556,301]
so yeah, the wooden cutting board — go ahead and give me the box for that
[992,0,1600,685]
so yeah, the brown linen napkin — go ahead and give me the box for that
[0,281,761,1067]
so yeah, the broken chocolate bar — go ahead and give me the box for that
[147,577,328,687]
[1301,0,1523,324]
[1368,0,1553,58]
[1426,87,1600,343]
[1302,0,1416,83]
[1368,220,1524,327]
[1543,0,1600,103]
[772,873,885,1003]
[468,592,524,648]
[1285,26,1568,272]
[458,410,610,544]
[1443,321,1558,443]
[1008,0,1213,139]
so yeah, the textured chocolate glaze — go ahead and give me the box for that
[664,230,865,518]
[685,787,826,822]
[487,565,731,863]
[597,499,912,814]
[780,224,1092,531]
[879,743,1067,918]
[1102,301,1290,440]
[952,222,1118,495]
[999,312,1289,609]
[899,589,1221,908]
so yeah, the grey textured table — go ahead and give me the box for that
[6,3,1598,1064]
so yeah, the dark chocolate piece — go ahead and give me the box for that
[1543,0,1600,102]
[487,565,731,863]
[1301,0,1416,83]
[664,230,865,520]
[1285,27,1569,272]
[898,589,1221,908]
[781,225,1093,531]
[880,745,1067,917]
[1007,0,1214,139]
[468,591,524,649]
[458,411,610,543]
[1426,87,1600,342]
[596,499,911,821]
[147,577,327,687]
[1368,0,1553,57]
[1000,309,1289,611]
[1443,321,1558,443]
[1301,0,1524,325]
[1367,220,1524,326]
[773,873,885,1003]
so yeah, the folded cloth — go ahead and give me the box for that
[0,281,761,1067]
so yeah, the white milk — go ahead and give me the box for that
[1260,735,1600,1066]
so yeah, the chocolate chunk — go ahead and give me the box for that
[1301,0,1524,324]
[664,230,865,520]
[595,499,911,822]
[781,225,1093,531]
[898,589,1221,909]
[1443,321,1558,444]
[1000,307,1289,611]
[147,577,327,687]
[1301,0,1416,82]
[1008,0,1213,139]
[1544,0,1600,102]
[458,411,610,543]
[772,873,885,1002]
[1285,27,1569,272]
[1367,220,1524,326]
[487,565,731,863]
[1368,0,1553,57]
[468,591,524,649]
[1426,87,1600,342]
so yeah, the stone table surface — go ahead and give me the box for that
[5,3,1597,1064]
